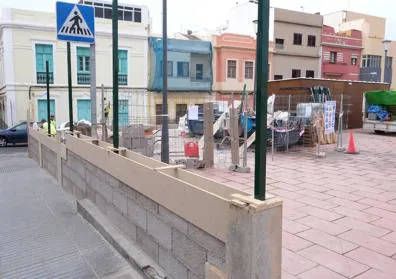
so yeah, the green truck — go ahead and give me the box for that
[363,91,396,133]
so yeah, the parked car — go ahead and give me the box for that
[0,121,28,146]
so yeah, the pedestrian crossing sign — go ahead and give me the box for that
[56,2,95,44]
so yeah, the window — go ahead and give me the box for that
[307,35,316,47]
[306,70,315,78]
[351,57,358,66]
[77,47,90,84]
[362,55,382,68]
[293,33,302,45]
[77,99,91,121]
[83,1,143,23]
[37,99,55,121]
[386,56,393,69]
[275,38,284,49]
[35,44,54,84]
[118,50,128,85]
[292,69,301,78]
[227,60,237,78]
[196,64,203,80]
[160,61,173,77]
[176,104,187,123]
[177,62,189,77]
[330,51,337,64]
[119,99,129,127]
[274,75,283,80]
[245,61,254,79]
[14,123,27,131]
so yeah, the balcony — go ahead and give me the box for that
[36,72,54,84]
[322,62,350,76]
[77,73,90,85]
[118,74,128,86]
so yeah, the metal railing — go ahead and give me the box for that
[37,72,54,84]
[118,74,128,85]
[77,73,91,85]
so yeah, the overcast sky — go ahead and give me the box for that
[1,0,396,39]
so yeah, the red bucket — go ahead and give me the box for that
[184,142,199,158]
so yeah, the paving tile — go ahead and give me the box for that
[327,198,370,211]
[339,230,396,257]
[333,206,380,223]
[381,232,396,244]
[354,269,395,279]
[297,206,344,222]
[283,218,310,234]
[364,207,396,221]
[345,247,396,276]
[282,270,298,279]
[372,218,396,231]
[297,216,349,236]
[283,232,314,252]
[297,229,357,254]
[284,207,309,221]
[270,189,305,200]
[299,197,338,210]
[334,217,390,238]
[282,248,317,275]
[325,190,363,202]
[297,266,346,279]
[298,245,369,278]
[355,191,396,202]
[359,198,396,213]
[296,189,334,201]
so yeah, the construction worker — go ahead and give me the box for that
[42,116,56,136]
[104,99,111,125]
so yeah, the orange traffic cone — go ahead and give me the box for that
[345,131,359,154]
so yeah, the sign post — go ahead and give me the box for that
[46,61,51,136]
[56,1,95,133]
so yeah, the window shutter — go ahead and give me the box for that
[323,51,330,61]
[337,52,344,63]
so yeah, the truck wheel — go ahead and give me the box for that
[374,130,385,134]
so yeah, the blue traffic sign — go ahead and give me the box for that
[56,2,95,44]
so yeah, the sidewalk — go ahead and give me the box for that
[0,148,142,279]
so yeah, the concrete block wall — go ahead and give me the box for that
[28,135,39,164]
[41,145,57,178]
[62,150,226,279]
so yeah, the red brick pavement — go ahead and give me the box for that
[195,131,396,278]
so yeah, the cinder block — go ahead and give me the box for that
[147,211,172,250]
[96,167,120,189]
[172,229,207,277]
[159,247,188,279]
[87,185,96,204]
[136,192,158,214]
[67,152,86,179]
[73,183,86,200]
[112,188,127,216]
[158,205,188,234]
[62,176,74,196]
[207,254,225,271]
[95,192,109,215]
[107,205,137,243]
[115,182,138,200]
[136,227,159,262]
[87,171,112,203]
[127,197,147,230]
[188,224,225,260]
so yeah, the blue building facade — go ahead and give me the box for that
[148,37,213,92]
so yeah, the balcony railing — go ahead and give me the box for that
[77,73,91,85]
[190,77,211,83]
[36,72,54,84]
[118,74,128,85]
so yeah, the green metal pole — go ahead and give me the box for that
[67,42,73,132]
[254,0,270,201]
[161,0,170,163]
[46,60,51,136]
[112,0,119,149]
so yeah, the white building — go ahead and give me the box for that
[0,0,150,128]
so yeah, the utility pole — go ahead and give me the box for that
[254,0,270,201]
[67,42,73,132]
[112,0,119,148]
[46,60,51,136]
[90,43,97,139]
[161,0,170,163]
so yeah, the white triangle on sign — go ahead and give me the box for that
[58,5,93,38]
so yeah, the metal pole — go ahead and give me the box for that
[254,0,270,201]
[243,84,248,168]
[101,84,105,141]
[336,94,345,152]
[161,0,170,163]
[46,60,51,136]
[90,44,97,139]
[286,94,291,152]
[112,0,119,149]
[384,49,388,83]
[67,42,73,132]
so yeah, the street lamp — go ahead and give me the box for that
[252,19,258,34]
[383,40,391,83]
[252,19,258,110]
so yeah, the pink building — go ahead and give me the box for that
[321,25,363,80]
[212,33,274,93]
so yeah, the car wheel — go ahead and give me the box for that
[0,137,7,147]
[374,130,385,134]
